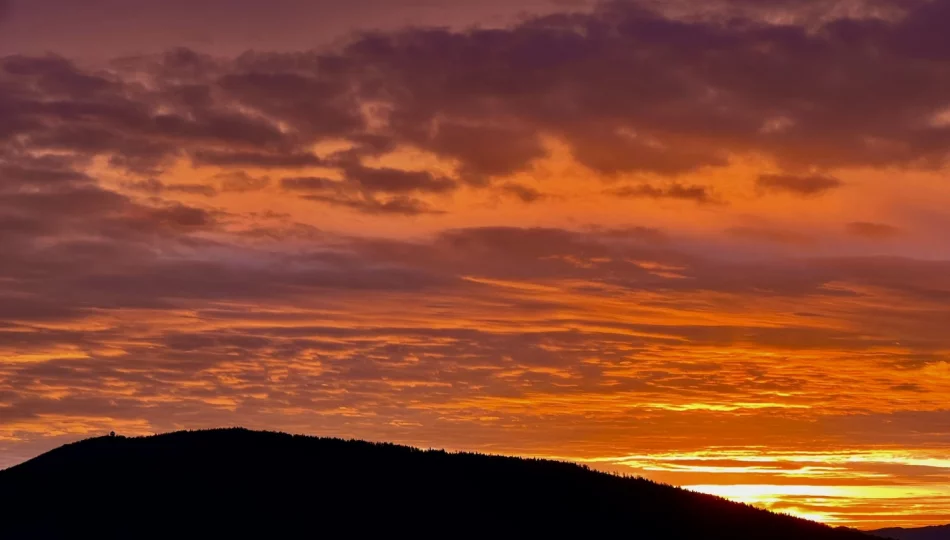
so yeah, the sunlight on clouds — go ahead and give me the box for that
[685,484,950,525]
[566,448,950,527]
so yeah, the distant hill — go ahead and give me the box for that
[870,525,950,540]
[0,428,880,539]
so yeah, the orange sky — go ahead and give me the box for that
[1,0,950,529]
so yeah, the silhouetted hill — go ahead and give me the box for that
[871,525,950,540]
[0,428,879,539]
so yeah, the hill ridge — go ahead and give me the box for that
[869,524,950,540]
[1,428,881,539]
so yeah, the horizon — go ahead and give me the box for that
[1,0,949,530]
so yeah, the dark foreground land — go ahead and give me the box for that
[0,428,885,539]
[869,525,950,540]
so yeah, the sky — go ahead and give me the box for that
[1,0,950,529]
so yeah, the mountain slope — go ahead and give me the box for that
[0,428,877,539]
[871,525,950,540]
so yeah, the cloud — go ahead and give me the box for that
[281,176,441,215]
[756,174,843,196]
[215,171,271,193]
[343,165,456,194]
[146,203,216,230]
[125,178,218,197]
[216,69,364,138]
[607,183,718,204]
[0,162,93,190]
[190,150,323,168]
[304,192,442,215]
[3,1,950,209]
[846,221,902,239]
[280,176,338,191]
[321,0,950,177]
[726,226,814,246]
[272,154,456,212]
[499,182,546,203]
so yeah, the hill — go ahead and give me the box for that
[870,525,950,540]
[0,428,880,539]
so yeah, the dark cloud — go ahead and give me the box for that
[890,383,926,393]
[150,111,288,148]
[726,226,814,246]
[2,54,116,98]
[0,180,222,279]
[500,182,546,203]
[587,225,669,244]
[215,171,271,193]
[280,176,338,191]
[18,216,917,321]
[322,0,950,177]
[190,150,323,168]
[2,1,950,213]
[0,162,93,190]
[280,174,443,215]
[756,174,843,196]
[125,178,218,197]
[216,69,364,138]
[408,122,546,183]
[147,204,216,230]
[846,221,902,239]
[607,183,718,204]
[343,165,456,194]
[274,159,455,213]
[303,192,442,216]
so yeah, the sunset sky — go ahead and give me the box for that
[2,0,950,529]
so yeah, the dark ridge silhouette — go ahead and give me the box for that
[0,428,881,539]
[870,525,950,540]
